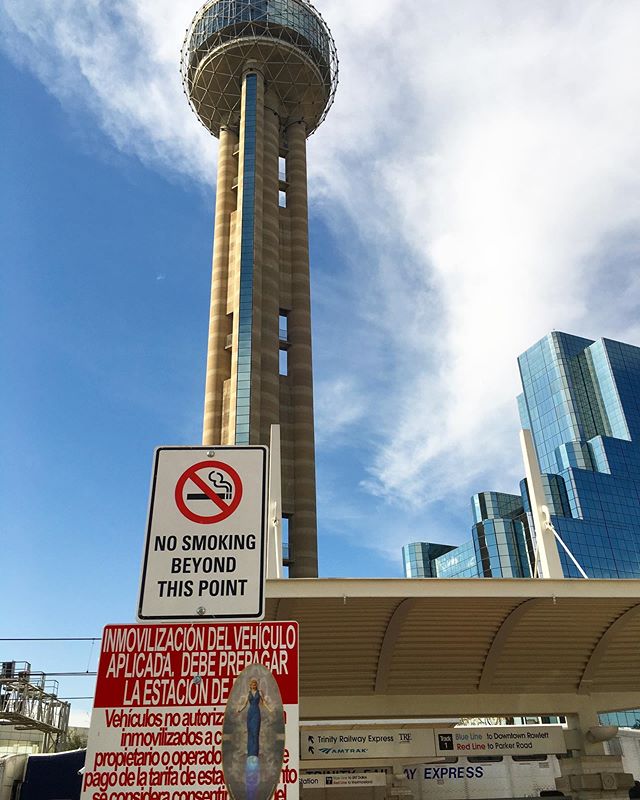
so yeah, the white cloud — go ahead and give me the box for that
[69,708,91,728]
[0,0,215,180]
[4,0,640,542]
[312,0,640,508]
[314,376,366,445]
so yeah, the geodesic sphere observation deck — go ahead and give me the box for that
[181,0,338,138]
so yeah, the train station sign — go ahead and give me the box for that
[435,725,566,757]
[81,622,299,800]
[138,446,267,621]
[300,724,567,762]
[301,727,436,760]
[301,772,387,789]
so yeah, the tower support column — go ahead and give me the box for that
[286,120,318,577]
[259,95,282,444]
[203,127,237,445]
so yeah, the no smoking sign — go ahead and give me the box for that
[175,460,243,524]
[138,446,267,621]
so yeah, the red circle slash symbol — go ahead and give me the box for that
[175,460,243,524]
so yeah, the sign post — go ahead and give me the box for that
[138,446,268,621]
[83,445,301,800]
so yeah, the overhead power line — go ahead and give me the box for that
[0,671,97,678]
[61,696,94,700]
[0,637,101,642]
[46,672,97,677]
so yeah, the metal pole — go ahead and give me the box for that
[519,429,564,578]
[267,424,283,579]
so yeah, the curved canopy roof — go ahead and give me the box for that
[264,578,640,720]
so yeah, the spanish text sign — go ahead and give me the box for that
[81,622,299,800]
[138,446,267,620]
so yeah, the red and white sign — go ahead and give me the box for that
[81,622,299,800]
[174,461,243,525]
[138,447,267,621]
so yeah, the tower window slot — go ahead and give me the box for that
[279,190,287,208]
[279,156,286,181]
[282,514,292,576]
[279,312,289,343]
[279,348,288,376]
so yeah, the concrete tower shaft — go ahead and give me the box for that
[181,0,337,578]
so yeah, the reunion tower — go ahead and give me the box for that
[181,0,338,577]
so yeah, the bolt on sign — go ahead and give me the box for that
[81,622,299,800]
[138,447,267,621]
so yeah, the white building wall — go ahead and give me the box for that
[0,728,43,756]
[0,754,28,800]
[608,729,640,782]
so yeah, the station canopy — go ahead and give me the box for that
[263,578,640,721]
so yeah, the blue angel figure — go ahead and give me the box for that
[237,678,272,756]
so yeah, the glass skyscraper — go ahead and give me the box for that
[518,331,640,578]
[403,491,533,579]
[402,330,640,728]
[403,331,640,582]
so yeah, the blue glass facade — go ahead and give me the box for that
[517,332,640,579]
[403,492,534,580]
[403,332,640,582]
[402,331,640,726]
[402,542,455,577]
[235,73,257,446]
[472,492,533,578]
[189,0,333,68]
[402,539,478,578]
[432,539,478,578]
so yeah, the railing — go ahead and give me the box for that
[0,662,70,744]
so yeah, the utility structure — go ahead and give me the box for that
[181,0,338,577]
[0,661,70,752]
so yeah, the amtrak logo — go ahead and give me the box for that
[319,747,368,755]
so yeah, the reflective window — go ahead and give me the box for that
[279,348,288,376]
[235,73,257,445]
[189,0,331,67]
[279,311,288,342]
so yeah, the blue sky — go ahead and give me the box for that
[3,0,640,725]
